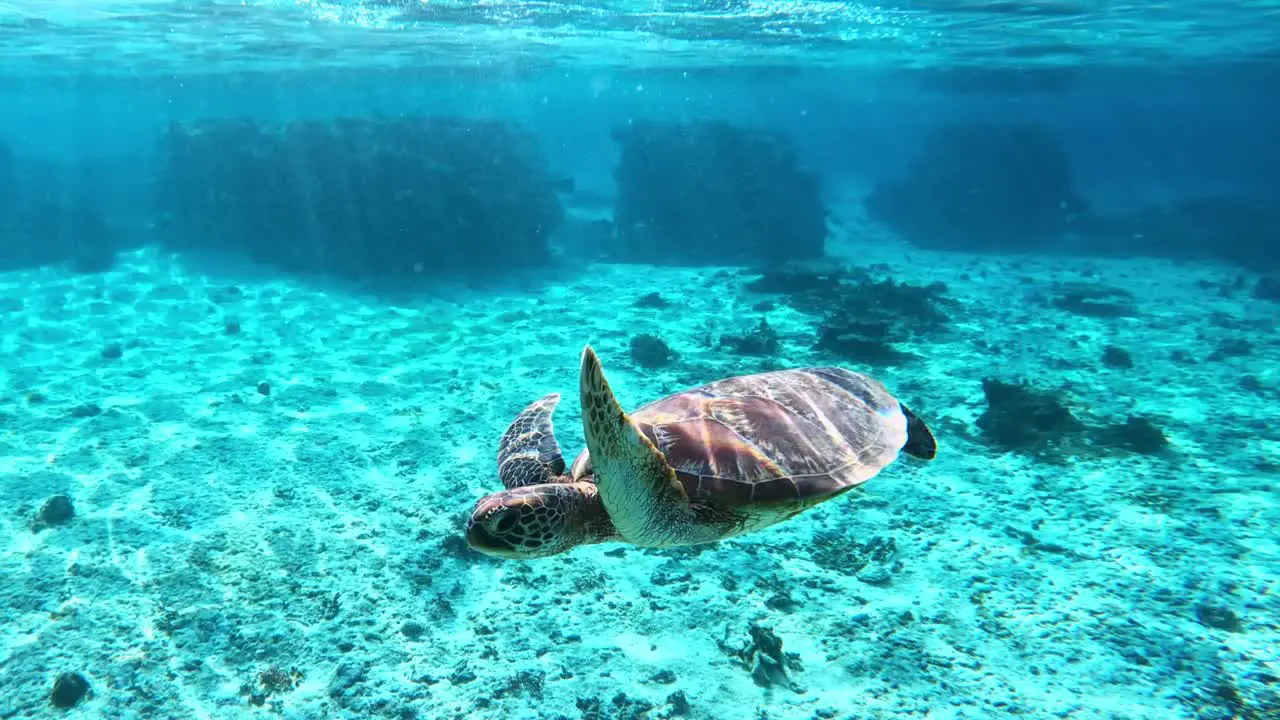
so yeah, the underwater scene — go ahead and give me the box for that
[1,1,1278,718]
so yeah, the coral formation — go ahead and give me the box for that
[155,117,564,282]
[744,265,953,367]
[633,292,671,309]
[868,123,1279,268]
[1050,282,1138,318]
[1255,276,1280,301]
[1102,345,1134,369]
[720,624,803,692]
[31,493,75,531]
[865,122,1084,251]
[243,665,304,706]
[0,142,120,273]
[611,119,827,265]
[719,317,781,357]
[813,327,920,367]
[1092,415,1169,455]
[1077,194,1280,269]
[630,333,676,369]
[976,378,1086,457]
[50,672,90,709]
[977,378,1173,459]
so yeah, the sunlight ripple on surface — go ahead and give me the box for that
[0,0,1277,74]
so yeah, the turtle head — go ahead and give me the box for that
[466,481,613,559]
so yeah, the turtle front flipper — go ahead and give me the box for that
[497,393,568,489]
[579,345,696,547]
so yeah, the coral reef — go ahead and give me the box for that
[1077,194,1280,269]
[611,119,827,265]
[743,266,847,298]
[719,624,803,692]
[865,122,1084,251]
[243,666,304,707]
[744,265,953,368]
[50,672,90,709]
[1102,345,1134,369]
[976,378,1086,457]
[155,116,564,282]
[810,531,899,583]
[31,494,75,531]
[630,333,676,369]
[1255,276,1280,301]
[1092,415,1169,455]
[633,292,671,309]
[719,317,781,357]
[813,327,920,367]
[1049,282,1138,318]
[977,378,1173,460]
[0,142,121,273]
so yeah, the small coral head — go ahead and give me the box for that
[465,485,582,559]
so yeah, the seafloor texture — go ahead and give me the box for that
[1,209,1277,720]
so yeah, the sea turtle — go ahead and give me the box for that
[465,345,936,559]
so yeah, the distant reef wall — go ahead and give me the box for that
[860,118,1280,269]
[154,116,566,282]
[608,119,828,266]
[0,65,1276,276]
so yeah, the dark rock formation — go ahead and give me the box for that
[0,143,121,273]
[866,122,1084,252]
[50,672,90,709]
[611,119,827,265]
[743,266,954,368]
[630,334,676,369]
[1076,194,1280,269]
[155,116,564,282]
[976,378,1086,456]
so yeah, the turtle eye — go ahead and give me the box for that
[493,510,519,534]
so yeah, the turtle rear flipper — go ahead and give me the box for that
[579,345,694,547]
[900,402,937,460]
[497,393,568,489]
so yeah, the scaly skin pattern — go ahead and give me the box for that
[466,481,618,559]
[496,392,566,489]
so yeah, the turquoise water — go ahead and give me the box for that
[1,0,1279,73]
[1,1,1279,719]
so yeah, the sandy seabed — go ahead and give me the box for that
[1,212,1276,720]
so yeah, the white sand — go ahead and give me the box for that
[1,212,1276,719]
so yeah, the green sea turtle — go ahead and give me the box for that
[466,345,936,559]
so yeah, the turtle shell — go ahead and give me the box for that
[569,366,917,509]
